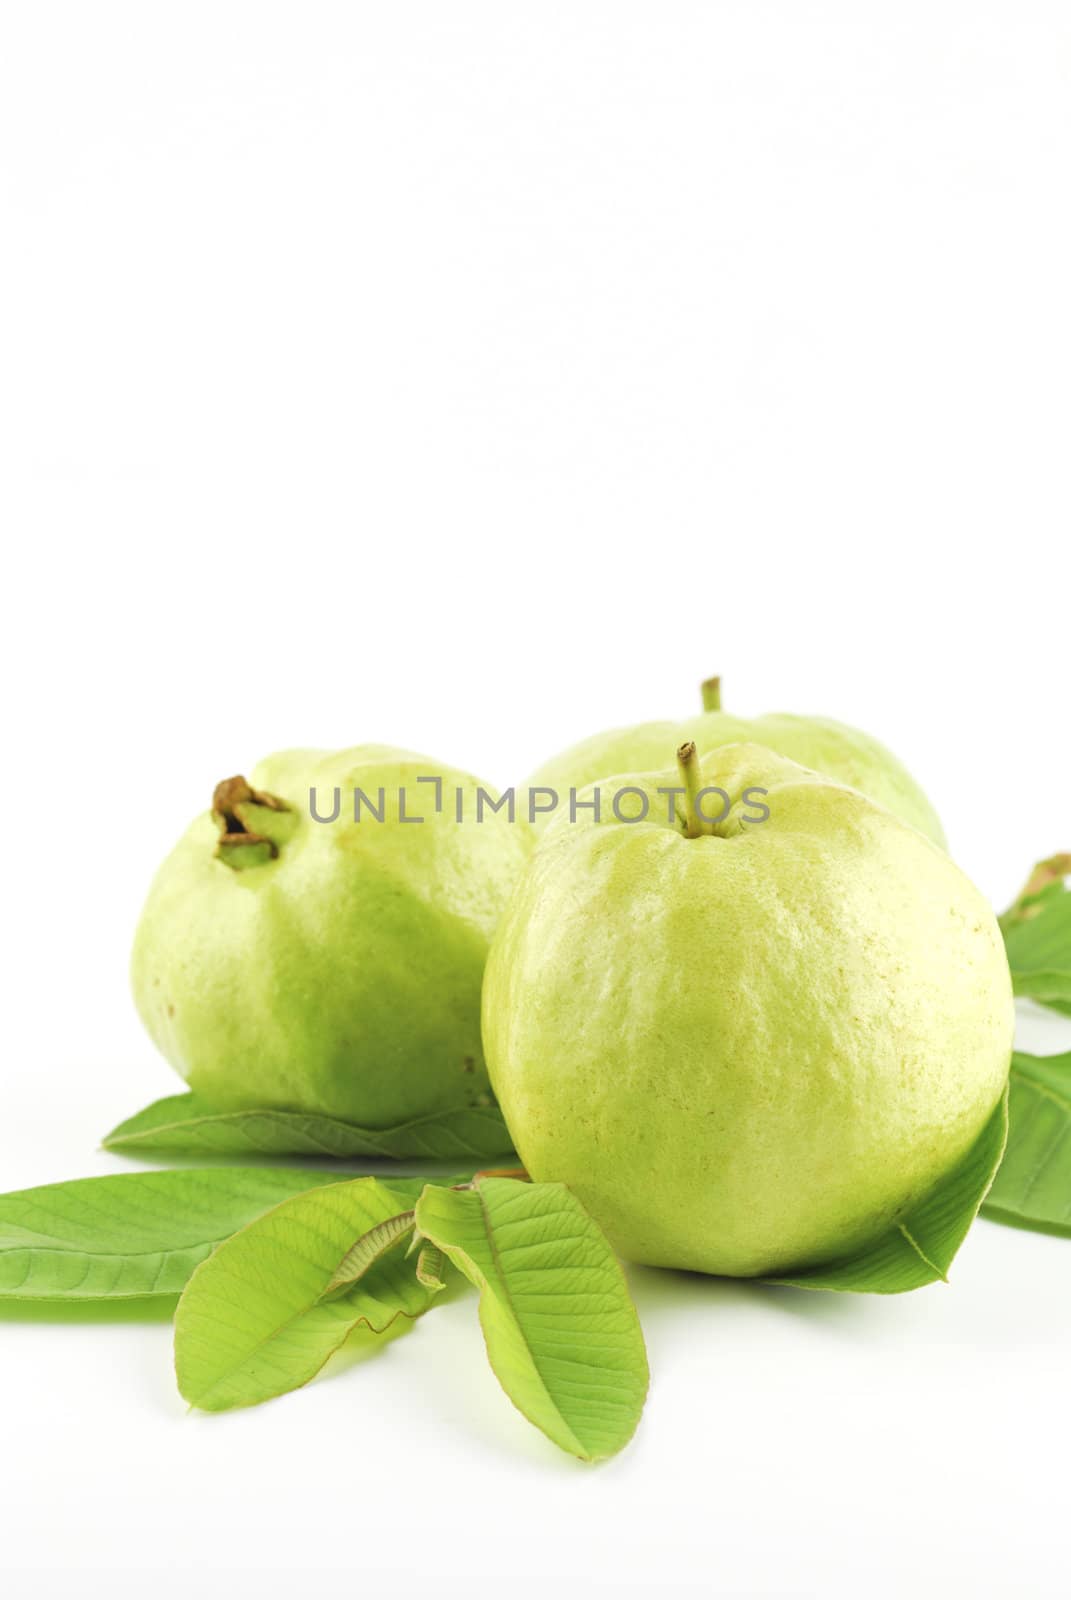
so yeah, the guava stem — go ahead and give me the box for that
[700,675,722,713]
[454,1167,530,1190]
[212,774,291,870]
[213,775,288,822]
[676,741,715,838]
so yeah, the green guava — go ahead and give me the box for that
[132,746,533,1126]
[522,676,946,847]
[483,742,1012,1277]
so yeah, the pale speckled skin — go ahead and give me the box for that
[132,746,533,1126]
[524,708,946,848]
[484,746,1012,1277]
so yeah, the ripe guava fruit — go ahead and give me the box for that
[522,676,946,847]
[483,742,1012,1277]
[132,746,532,1126]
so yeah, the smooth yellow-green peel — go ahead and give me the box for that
[132,745,533,1126]
[522,680,946,847]
[485,745,1011,1277]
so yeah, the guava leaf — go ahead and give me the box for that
[102,1092,517,1161]
[321,1208,417,1298]
[981,1052,1071,1235]
[1000,858,1071,1017]
[0,1168,351,1301]
[1011,971,1071,1008]
[175,1177,435,1411]
[414,1177,649,1462]
[415,1242,446,1291]
[769,1087,1009,1293]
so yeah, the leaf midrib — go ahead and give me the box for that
[188,1298,418,1407]
[108,1102,505,1145]
[0,1233,235,1261]
[181,1264,417,1406]
[1011,1060,1071,1115]
[473,1186,589,1458]
[894,1221,946,1281]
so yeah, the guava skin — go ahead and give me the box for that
[523,690,946,848]
[132,746,533,1127]
[483,745,1012,1277]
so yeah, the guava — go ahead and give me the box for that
[522,676,946,847]
[132,746,532,1126]
[483,742,1012,1276]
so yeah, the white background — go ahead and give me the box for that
[2,4,1069,1595]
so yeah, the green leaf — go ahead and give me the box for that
[0,1168,350,1301]
[982,1052,1071,1235]
[103,1092,517,1162]
[770,1087,1009,1293]
[1011,970,1071,1008]
[175,1177,435,1412]
[414,1177,648,1462]
[321,1208,417,1298]
[415,1242,446,1292]
[1001,858,1071,1017]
